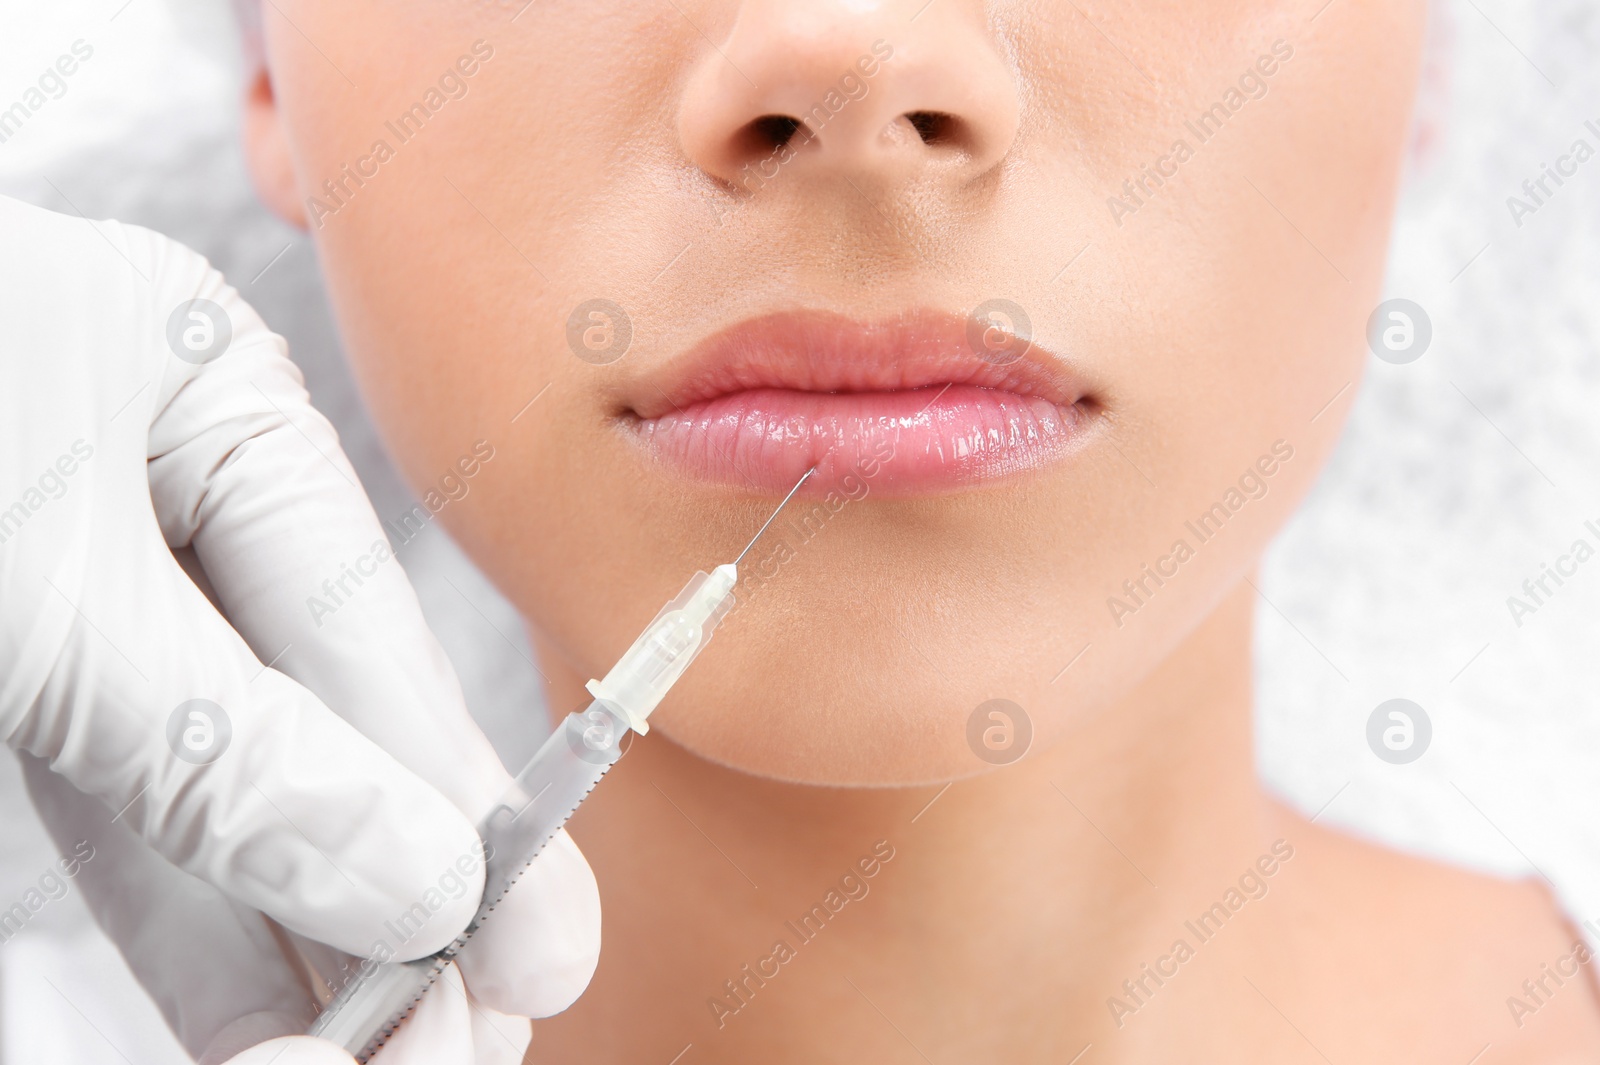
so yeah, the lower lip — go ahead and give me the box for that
[626,384,1091,494]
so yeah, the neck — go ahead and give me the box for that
[530,578,1273,1061]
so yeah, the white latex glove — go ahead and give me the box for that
[0,194,600,1063]
[218,964,540,1065]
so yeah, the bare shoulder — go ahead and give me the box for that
[1257,801,1600,1063]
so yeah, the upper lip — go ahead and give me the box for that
[623,308,1086,420]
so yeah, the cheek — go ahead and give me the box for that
[1063,7,1423,546]
[274,3,704,514]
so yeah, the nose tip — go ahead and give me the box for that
[677,4,1020,192]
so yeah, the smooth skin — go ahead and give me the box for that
[238,0,1600,1060]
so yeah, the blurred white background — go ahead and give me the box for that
[0,1,1597,1060]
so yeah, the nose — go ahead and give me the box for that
[677,1,1020,192]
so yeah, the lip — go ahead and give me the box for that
[621,309,1097,495]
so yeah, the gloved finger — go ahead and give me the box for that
[375,963,475,1065]
[14,523,483,959]
[137,231,605,1012]
[456,829,601,1019]
[221,1036,357,1065]
[201,1012,318,1065]
[467,1001,533,1065]
[142,248,510,823]
[18,752,314,1058]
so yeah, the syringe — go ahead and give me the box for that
[307,468,814,1060]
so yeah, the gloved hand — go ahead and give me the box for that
[0,193,600,1063]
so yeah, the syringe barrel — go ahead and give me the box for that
[587,565,738,732]
[306,566,739,1058]
[307,700,630,1062]
[307,957,438,1058]
[474,699,631,925]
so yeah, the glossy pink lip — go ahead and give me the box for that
[622,310,1096,495]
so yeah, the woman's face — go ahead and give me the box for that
[248,0,1426,785]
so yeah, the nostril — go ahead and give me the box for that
[677,10,1021,187]
[905,111,960,147]
[738,114,807,154]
